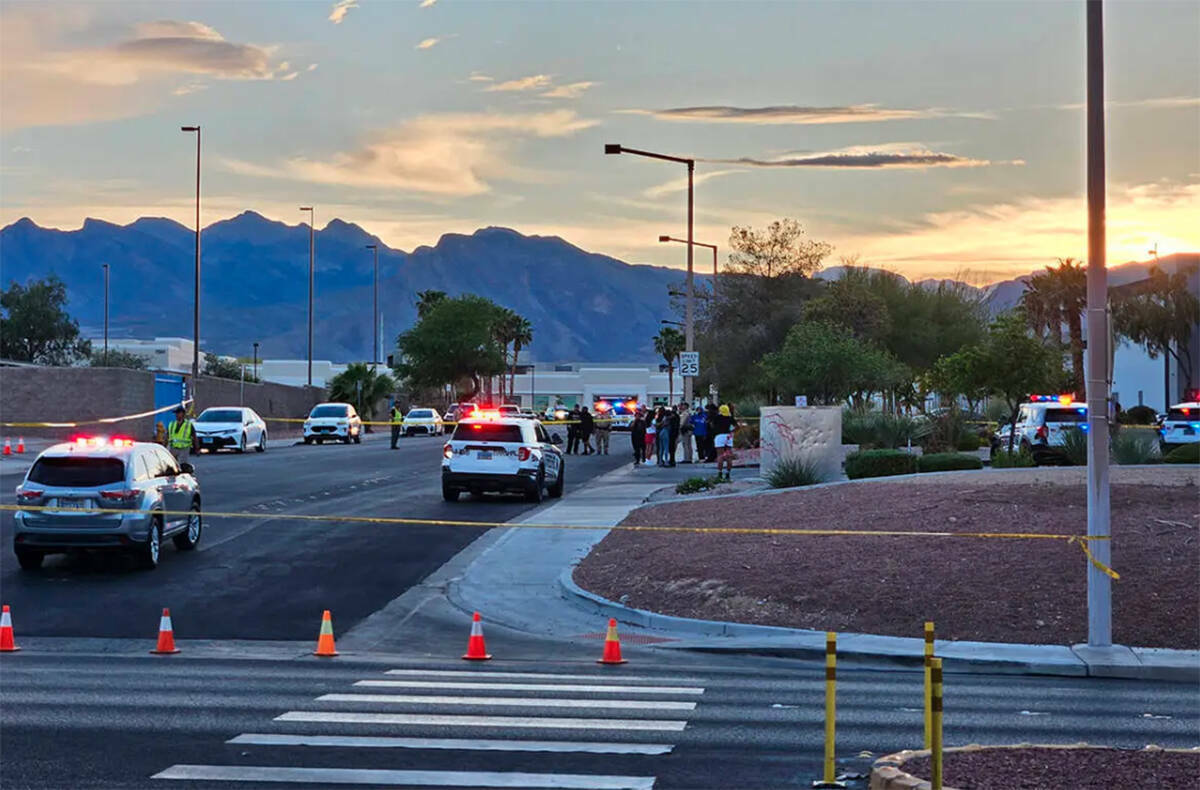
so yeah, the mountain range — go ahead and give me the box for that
[1,212,1194,363]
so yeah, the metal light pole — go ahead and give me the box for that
[660,235,718,294]
[607,144,695,403]
[299,206,315,387]
[366,244,379,366]
[1085,0,1112,649]
[101,264,109,366]
[181,125,201,394]
[252,341,259,381]
[1148,244,1171,410]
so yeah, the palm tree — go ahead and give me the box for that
[653,327,686,403]
[416,290,447,318]
[508,315,533,397]
[1022,258,1086,395]
[491,309,518,402]
[329,362,395,427]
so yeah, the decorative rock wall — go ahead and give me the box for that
[759,406,843,482]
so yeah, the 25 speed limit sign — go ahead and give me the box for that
[678,351,700,377]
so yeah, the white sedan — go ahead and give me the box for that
[193,407,268,453]
[403,407,444,436]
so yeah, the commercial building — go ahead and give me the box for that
[506,362,701,411]
[258,359,348,389]
[87,337,195,373]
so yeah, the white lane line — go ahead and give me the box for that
[316,693,696,710]
[356,680,704,695]
[384,669,700,683]
[275,711,687,731]
[152,765,655,789]
[226,733,674,755]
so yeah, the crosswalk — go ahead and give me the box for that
[152,666,707,789]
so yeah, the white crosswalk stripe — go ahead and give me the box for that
[155,667,707,789]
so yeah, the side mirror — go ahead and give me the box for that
[179,462,196,475]
[550,434,563,445]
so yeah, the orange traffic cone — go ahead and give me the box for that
[1,605,20,652]
[462,611,492,660]
[2,439,10,456]
[597,618,627,664]
[16,437,24,454]
[314,609,338,657]
[151,608,181,654]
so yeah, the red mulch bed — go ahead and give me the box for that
[902,747,1200,790]
[574,482,1199,648]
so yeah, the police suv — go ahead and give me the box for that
[441,410,564,502]
[996,394,1088,464]
[1159,401,1200,452]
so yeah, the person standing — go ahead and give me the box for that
[166,405,194,465]
[389,402,403,449]
[677,401,693,464]
[566,406,580,454]
[630,411,647,466]
[704,402,720,462]
[645,409,658,464]
[666,406,681,467]
[579,406,595,455]
[595,410,611,455]
[688,404,707,464]
[712,404,739,480]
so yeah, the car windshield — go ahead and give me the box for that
[453,423,524,442]
[1167,408,1195,421]
[311,405,349,418]
[408,409,434,418]
[28,457,125,487]
[1046,407,1087,423]
[197,409,242,423]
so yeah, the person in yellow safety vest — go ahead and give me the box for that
[166,405,194,465]
[389,403,403,450]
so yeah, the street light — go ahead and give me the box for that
[659,235,718,292]
[252,342,259,381]
[366,244,379,366]
[299,206,315,387]
[101,264,109,366]
[181,125,201,395]
[607,143,696,403]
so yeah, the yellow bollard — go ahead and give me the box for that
[812,632,846,788]
[923,620,935,749]
[930,657,944,790]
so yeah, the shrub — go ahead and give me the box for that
[956,433,982,451]
[766,456,826,489]
[675,476,729,495]
[734,420,760,449]
[1119,405,1158,425]
[921,409,972,453]
[841,410,930,449]
[917,453,984,473]
[992,447,1035,468]
[1111,429,1161,465]
[1060,427,1090,466]
[844,449,918,480]
[1164,443,1200,464]
[842,410,880,446]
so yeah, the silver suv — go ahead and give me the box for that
[13,437,202,570]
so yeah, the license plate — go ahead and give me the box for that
[53,498,94,511]
[202,437,213,444]
[476,451,493,460]
[1184,427,1195,435]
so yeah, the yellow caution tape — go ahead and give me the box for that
[0,503,1117,578]
[1,400,194,429]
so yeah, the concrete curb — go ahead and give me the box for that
[869,743,1200,790]
[557,567,1200,681]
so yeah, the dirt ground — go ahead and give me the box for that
[574,474,1200,649]
[901,747,1200,790]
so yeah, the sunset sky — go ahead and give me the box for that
[1,0,1197,283]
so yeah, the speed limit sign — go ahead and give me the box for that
[678,351,700,377]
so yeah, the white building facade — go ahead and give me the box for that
[258,360,348,389]
[506,363,700,410]
[88,337,195,372]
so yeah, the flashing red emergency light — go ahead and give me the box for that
[469,409,501,420]
[1029,394,1074,404]
[71,436,134,448]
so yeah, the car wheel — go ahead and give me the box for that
[525,468,545,503]
[15,548,44,570]
[136,517,163,569]
[256,432,267,452]
[304,436,313,445]
[173,503,203,551]
[442,485,459,502]
[342,435,352,444]
[548,465,564,498]
[237,433,247,453]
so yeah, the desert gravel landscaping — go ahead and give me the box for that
[899,746,1200,790]
[575,467,1200,649]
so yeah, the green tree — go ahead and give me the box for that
[329,362,395,424]
[202,352,257,381]
[927,346,990,414]
[506,314,533,398]
[89,349,148,370]
[802,271,891,345]
[1021,258,1086,395]
[1112,264,1200,396]
[653,326,686,403]
[416,290,448,318]
[396,294,508,401]
[760,320,905,406]
[978,311,1063,452]
[0,275,91,364]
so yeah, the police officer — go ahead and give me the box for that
[390,402,403,449]
[166,406,193,465]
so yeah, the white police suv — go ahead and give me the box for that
[441,411,564,502]
[1159,401,1200,452]
[996,394,1088,464]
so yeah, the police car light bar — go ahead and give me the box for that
[1029,394,1074,404]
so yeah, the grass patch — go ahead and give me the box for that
[766,456,827,489]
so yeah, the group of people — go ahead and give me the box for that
[628,401,739,480]
[563,405,610,455]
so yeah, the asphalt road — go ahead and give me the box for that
[2,652,1196,789]
[0,432,627,640]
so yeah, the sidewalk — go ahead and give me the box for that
[438,461,1199,682]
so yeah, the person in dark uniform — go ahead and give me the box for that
[630,411,647,466]
[566,406,580,454]
[579,406,595,455]
[666,406,681,467]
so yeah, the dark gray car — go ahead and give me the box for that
[13,438,202,570]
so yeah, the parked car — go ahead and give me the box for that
[441,414,564,502]
[995,395,1088,464]
[1159,401,1200,452]
[403,407,444,436]
[193,407,267,453]
[303,402,363,444]
[13,437,202,570]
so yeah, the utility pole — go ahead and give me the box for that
[299,206,315,387]
[180,125,201,400]
[102,264,109,366]
[366,244,379,366]
[252,342,259,381]
[1085,0,1112,649]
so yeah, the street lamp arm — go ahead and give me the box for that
[606,144,693,166]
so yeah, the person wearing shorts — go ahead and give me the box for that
[711,404,738,480]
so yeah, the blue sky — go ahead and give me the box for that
[2,0,1197,282]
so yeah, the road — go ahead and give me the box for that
[0,432,627,639]
[2,651,1196,789]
